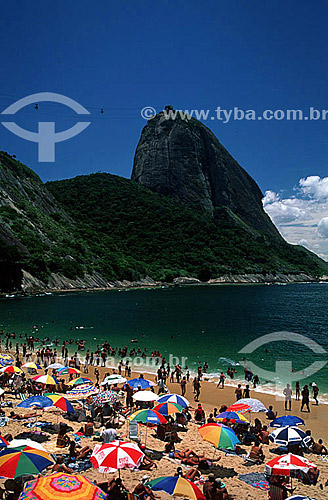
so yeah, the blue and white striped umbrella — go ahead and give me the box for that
[269,426,310,446]
[270,415,305,427]
[157,394,189,408]
[237,398,267,412]
[287,496,317,500]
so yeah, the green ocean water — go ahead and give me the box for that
[1,283,328,399]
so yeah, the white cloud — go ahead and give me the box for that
[317,217,328,238]
[263,176,328,261]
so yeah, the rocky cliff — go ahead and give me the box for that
[132,111,279,239]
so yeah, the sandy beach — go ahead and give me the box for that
[0,362,327,500]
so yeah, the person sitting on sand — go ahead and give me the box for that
[194,404,205,424]
[56,426,70,448]
[312,439,328,455]
[106,478,127,500]
[204,477,229,500]
[207,413,215,424]
[79,416,93,436]
[133,476,158,500]
[68,439,92,460]
[269,475,294,500]
[258,425,270,445]
[51,456,73,474]
[266,405,277,420]
[248,440,265,463]
[218,405,227,413]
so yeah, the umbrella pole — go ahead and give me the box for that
[145,424,148,447]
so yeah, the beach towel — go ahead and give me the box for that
[239,473,270,491]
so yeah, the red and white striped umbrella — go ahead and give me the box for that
[90,441,144,473]
[265,453,317,477]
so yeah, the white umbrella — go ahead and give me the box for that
[133,391,159,402]
[101,375,127,386]
[46,363,65,370]
[8,439,47,451]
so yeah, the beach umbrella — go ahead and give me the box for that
[67,377,92,386]
[0,447,53,478]
[133,391,159,402]
[43,394,75,413]
[269,426,311,447]
[227,402,251,414]
[66,384,98,399]
[0,365,23,374]
[237,398,267,412]
[45,363,65,370]
[101,374,127,386]
[32,374,58,385]
[17,396,53,409]
[215,411,249,424]
[18,473,106,500]
[0,354,14,367]
[157,393,189,408]
[91,441,144,473]
[265,454,317,480]
[0,436,9,447]
[57,367,81,375]
[146,476,205,500]
[21,363,41,371]
[8,440,47,452]
[198,423,240,450]
[92,391,119,406]
[153,402,184,415]
[270,415,305,428]
[287,496,317,500]
[125,377,156,390]
[129,409,167,425]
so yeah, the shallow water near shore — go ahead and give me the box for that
[1,283,328,400]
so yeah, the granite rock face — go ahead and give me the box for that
[132,112,279,238]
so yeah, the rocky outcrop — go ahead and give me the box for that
[132,111,280,238]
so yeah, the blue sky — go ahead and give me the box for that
[1,1,328,257]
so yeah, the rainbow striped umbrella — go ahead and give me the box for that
[129,409,167,425]
[153,402,184,415]
[215,411,249,424]
[67,377,92,386]
[18,473,106,500]
[198,423,240,450]
[57,367,81,375]
[0,365,23,374]
[0,447,53,478]
[44,394,75,413]
[146,476,205,500]
[32,374,58,385]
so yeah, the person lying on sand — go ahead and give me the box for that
[312,439,327,455]
[68,440,92,460]
[167,448,220,467]
[133,476,159,500]
[51,456,73,474]
[138,455,158,470]
[9,411,37,420]
[175,466,200,482]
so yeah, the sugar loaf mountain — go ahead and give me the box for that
[0,109,327,293]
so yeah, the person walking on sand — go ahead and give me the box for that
[295,381,300,401]
[235,384,242,401]
[194,378,201,401]
[283,383,292,411]
[312,383,319,405]
[301,384,310,412]
[180,376,187,397]
[217,372,225,389]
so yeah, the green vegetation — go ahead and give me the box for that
[1,151,328,289]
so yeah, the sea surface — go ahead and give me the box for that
[1,283,328,400]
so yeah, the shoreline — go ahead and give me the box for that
[2,274,326,298]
